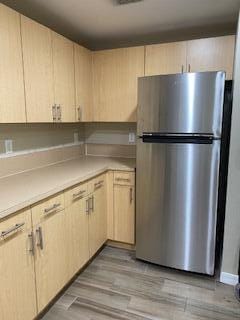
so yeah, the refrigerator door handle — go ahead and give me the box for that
[139,133,216,144]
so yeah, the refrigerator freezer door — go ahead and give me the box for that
[137,72,225,137]
[136,139,220,275]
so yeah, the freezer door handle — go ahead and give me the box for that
[139,133,216,144]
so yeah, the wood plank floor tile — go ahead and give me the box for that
[66,281,131,311]
[41,246,240,320]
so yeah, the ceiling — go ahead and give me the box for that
[2,0,240,50]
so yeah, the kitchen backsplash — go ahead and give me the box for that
[85,123,137,145]
[0,122,137,158]
[0,123,85,155]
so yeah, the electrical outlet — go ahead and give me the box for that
[74,132,79,144]
[5,139,13,154]
[128,132,136,143]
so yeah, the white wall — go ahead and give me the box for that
[221,11,240,284]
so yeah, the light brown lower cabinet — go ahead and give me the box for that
[88,174,107,257]
[0,209,37,320]
[113,184,135,244]
[31,193,68,313]
[65,182,90,278]
[113,171,135,244]
[0,170,134,320]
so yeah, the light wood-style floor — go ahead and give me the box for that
[41,246,240,320]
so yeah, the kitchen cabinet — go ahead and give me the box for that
[52,32,76,122]
[21,16,55,122]
[65,182,89,278]
[0,209,37,320]
[0,4,26,123]
[106,171,114,240]
[31,193,68,312]
[187,36,235,80]
[74,44,93,121]
[145,41,187,76]
[113,171,135,244]
[145,36,235,80]
[88,174,107,257]
[93,46,144,122]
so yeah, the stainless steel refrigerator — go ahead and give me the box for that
[136,71,226,275]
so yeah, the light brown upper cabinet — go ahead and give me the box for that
[145,36,235,80]
[21,16,55,122]
[145,41,187,76]
[74,44,93,121]
[52,32,76,122]
[0,4,26,123]
[93,46,145,122]
[187,36,235,80]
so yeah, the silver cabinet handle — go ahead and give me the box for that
[44,203,61,214]
[94,180,104,187]
[86,198,89,214]
[28,232,35,255]
[115,178,130,182]
[1,222,25,238]
[73,190,86,199]
[92,195,94,212]
[89,195,94,212]
[94,180,104,190]
[57,105,61,122]
[130,187,133,204]
[36,226,43,250]
[77,106,82,121]
[188,64,191,72]
[52,104,57,121]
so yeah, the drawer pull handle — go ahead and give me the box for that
[94,180,104,187]
[86,198,90,214]
[1,222,25,238]
[115,178,130,182]
[36,226,44,250]
[73,190,86,198]
[89,195,94,212]
[130,187,133,203]
[44,203,61,214]
[28,232,35,255]
[94,184,103,190]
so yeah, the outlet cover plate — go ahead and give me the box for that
[129,132,136,143]
[5,139,13,153]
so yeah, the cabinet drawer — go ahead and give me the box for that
[0,209,32,242]
[114,171,135,186]
[88,173,106,194]
[31,193,64,226]
[64,181,88,207]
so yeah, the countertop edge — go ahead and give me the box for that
[0,163,135,221]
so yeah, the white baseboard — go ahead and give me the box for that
[220,272,239,286]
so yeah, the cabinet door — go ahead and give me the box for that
[74,44,93,121]
[0,210,37,320]
[187,36,235,80]
[52,32,76,122]
[89,175,107,257]
[0,4,26,123]
[65,183,89,279]
[145,41,187,76]
[93,46,144,122]
[21,16,54,122]
[32,197,68,312]
[114,184,135,244]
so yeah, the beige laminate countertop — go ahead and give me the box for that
[0,156,135,220]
